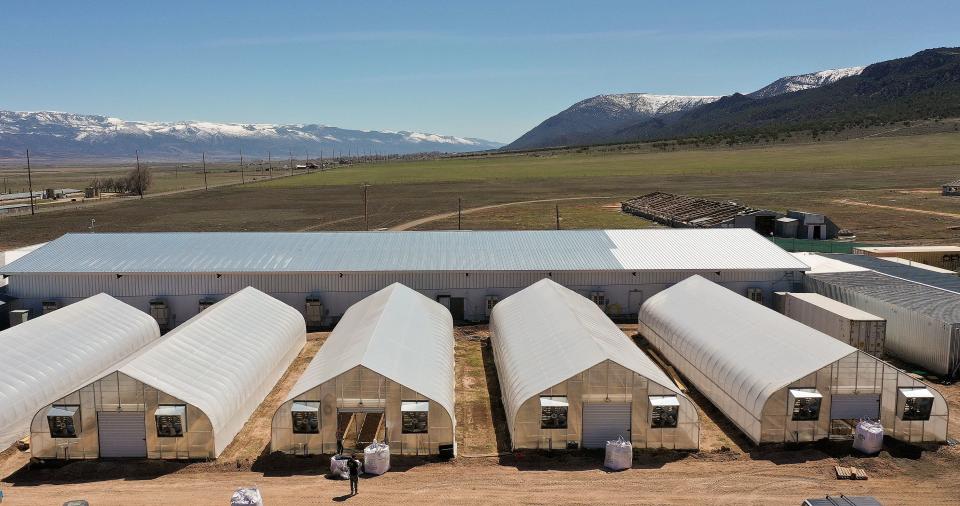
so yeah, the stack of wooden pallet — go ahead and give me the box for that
[835,465,868,480]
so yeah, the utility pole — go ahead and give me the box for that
[176,162,180,190]
[240,148,245,184]
[555,204,560,230]
[289,150,294,176]
[268,151,273,177]
[202,152,208,191]
[458,198,462,230]
[361,183,371,231]
[135,150,144,199]
[26,149,35,215]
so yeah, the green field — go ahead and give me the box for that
[2,132,959,249]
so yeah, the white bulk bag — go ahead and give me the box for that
[363,440,391,475]
[604,436,633,471]
[329,455,351,479]
[230,487,264,506]
[853,420,884,454]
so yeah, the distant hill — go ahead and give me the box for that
[506,48,960,150]
[506,94,719,150]
[612,48,960,143]
[0,111,504,160]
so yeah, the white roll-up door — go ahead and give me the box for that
[581,403,631,449]
[830,394,881,420]
[98,411,147,458]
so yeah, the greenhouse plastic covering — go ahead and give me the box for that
[638,275,857,443]
[0,293,160,449]
[286,283,456,426]
[119,286,306,456]
[490,278,684,438]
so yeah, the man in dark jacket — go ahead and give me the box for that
[347,453,361,495]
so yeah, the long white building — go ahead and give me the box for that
[0,229,807,329]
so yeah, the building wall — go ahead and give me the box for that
[30,371,215,460]
[271,365,454,456]
[759,352,948,444]
[509,360,698,451]
[853,248,960,270]
[7,269,799,327]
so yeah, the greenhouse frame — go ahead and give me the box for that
[638,275,948,445]
[30,287,306,459]
[0,294,160,450]
[490,278,699,451]
[272,283,456,456]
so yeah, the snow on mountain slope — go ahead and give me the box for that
[567,93,721,119]
[0,111,502,159]
[748,66,866,99]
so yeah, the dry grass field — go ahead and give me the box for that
[1,131,960,250]
[1,325,958,505]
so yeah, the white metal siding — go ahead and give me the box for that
[97,411,146,458]
[830,394,881,420]
[581,403,631,449]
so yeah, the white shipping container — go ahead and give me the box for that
[776,292,886,355]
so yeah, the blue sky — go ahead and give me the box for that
[1,1,957,143]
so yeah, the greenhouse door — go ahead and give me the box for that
[830,394,881,420]
[98,411,146,458]
[581,403,631,449]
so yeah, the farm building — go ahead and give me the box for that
[621,192,781,235]
[0,230,808,327]
[785,210,840,240]
[0,294,160,450]
[490,278,699,451]
[272,283,455,456]
[941,178,960,196]
[800,253,960,378]
[639,275,948,445]
[853,245,960,271]
[30,287,305,459]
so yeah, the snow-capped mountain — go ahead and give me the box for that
[747,66,866,99]
[0,111,503,160]
[506,93,719,150]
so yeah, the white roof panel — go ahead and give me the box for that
[0,294,160,449]
[639,275,856,444]
[1,230,808,274]
[490,278,685,437]
[120,287,306,457]
[287,283,456,426]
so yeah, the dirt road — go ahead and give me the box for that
[388,196,614,231]
[833,198,960,219]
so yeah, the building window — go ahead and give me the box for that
[649,396,680,428]
[746,288,764,304]
[47,405,80,438]
[789,389,822,421]
[291,401,320,434]
[155,405,187,437]
[540,396,568,429]
[401,401,429,434]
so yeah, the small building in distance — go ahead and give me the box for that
[785,210,840,240]
[639,275,948,445]
[941,178,960,196]
[853,245,960,271]
[491,278,699,451]
[621,192,781,236]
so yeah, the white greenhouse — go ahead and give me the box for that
[30,287,306,459]
[0,294,160,450]
[490,278,699,451]
[272,282,456,456]
[638,275,948,445]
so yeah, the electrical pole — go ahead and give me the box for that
[135,150,144,199]
[268,151,272,177]
[202,152,208,191]
[240,148,245,184]
[556,204,560,230]
[458,198,462,230]
[361,183,371,231]
[26,149,35,215]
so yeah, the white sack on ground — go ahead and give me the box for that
[330,455,351,479]
[230,487,263,506]
[853,420,884,454]
[363,440,391,475]
[604,436,633,471]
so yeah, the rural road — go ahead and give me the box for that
[833,198,960,219]
[388,196,616,231]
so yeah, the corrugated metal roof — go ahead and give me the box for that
[0,230,808,274]
[286,283,456,425]
[806,270,960,323]
[490,278,687,440]
[0,294,161,449]
[639,275,856,444]
[818,254,960,293]
[785,292,885,321]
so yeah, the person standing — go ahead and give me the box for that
[336,429,344,456]
[347,453,362,496]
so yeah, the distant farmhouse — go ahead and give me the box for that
[942,178,960,196]
[621,192,840,240]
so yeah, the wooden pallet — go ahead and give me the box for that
[835,465,868,480]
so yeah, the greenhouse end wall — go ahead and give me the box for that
[272,365,454,456]
[31,371,215,460]
[509,360,698,451]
